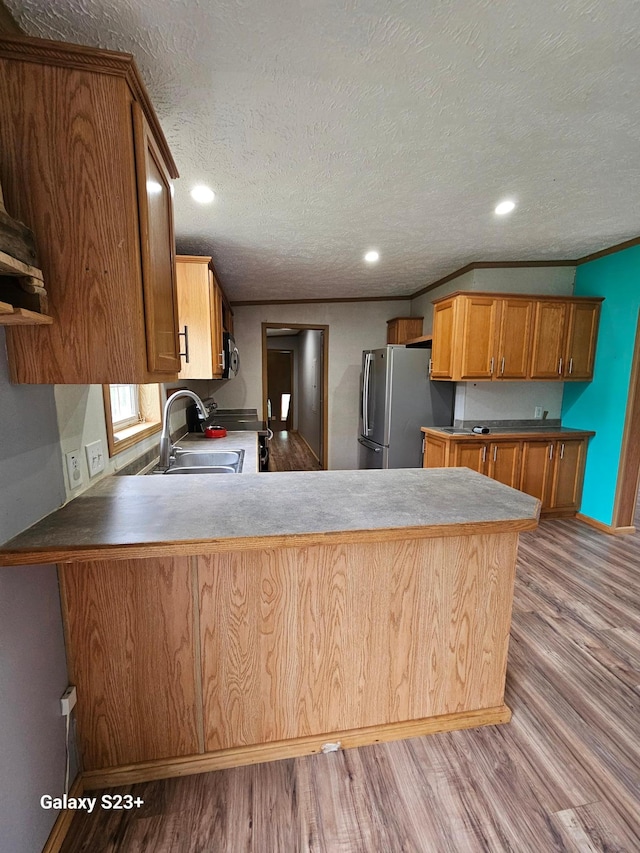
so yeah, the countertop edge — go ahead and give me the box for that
[0,515,540,566]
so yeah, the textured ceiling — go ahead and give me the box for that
[6,0,640,300]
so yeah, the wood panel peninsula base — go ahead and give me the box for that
[0,468,539,789]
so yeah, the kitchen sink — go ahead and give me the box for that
[148,449,244,474]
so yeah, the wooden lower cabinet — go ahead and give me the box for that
[423,431,591,517]
[60,531,521,785]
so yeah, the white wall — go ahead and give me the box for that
[211,300,411,469]
[412,266,576,423]
[0,329,75,853]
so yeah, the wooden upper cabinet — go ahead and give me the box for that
[458,296,498,379]
[430,292,602,383]
[431,300,456,379]
[528,301,567,379]
[496,299,533,379]
[0,35,180,383]
[175,255,229,380]
[133,103,180,376]
[563,300,600,380]
[387,316,423,345]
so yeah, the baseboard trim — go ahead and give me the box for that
[297,431,321,466]
[41,774,84,853]
[576,513,636,536]
[83,705,511,791]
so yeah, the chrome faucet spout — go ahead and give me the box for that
[159,390,209,468]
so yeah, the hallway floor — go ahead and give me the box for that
[268,430,322,472]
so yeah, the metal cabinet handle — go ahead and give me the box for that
[178,325,190,363]
[549,443,554,460]
[558,356,563,375]
[560,442,565,460]
[493,445,497,462]
[569,357,574,375]
[500,357,505,375]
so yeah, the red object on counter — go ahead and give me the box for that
[204,426,227,438]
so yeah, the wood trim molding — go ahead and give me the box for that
[611,310,640,529]
[41,774,84,853]
[0,34,178,178]
[262,322,330,470]
[576,513,636,536]
[82,705,511,790]
[233,294,410,307]
[575,236,640,265]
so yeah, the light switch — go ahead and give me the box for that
[85,440,106,477]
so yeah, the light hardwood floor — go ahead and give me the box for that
[61,504,640,852]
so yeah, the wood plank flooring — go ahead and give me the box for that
[61,506,640,852]
[268,430,322,472]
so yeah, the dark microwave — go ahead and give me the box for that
[222,332,239,378]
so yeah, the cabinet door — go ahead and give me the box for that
[451,441,488,474]
[496,299,533,379]
[423,435,448,468]
[529,302,567,379]
[431,300,456,379]
[550,439,585,510]
[520,441,554,508]
[458,296,498,380]
[564,301,600,380]
[133,102,181,375]
[486,441,521,488]
[176,258,214,379]
[209,270,224,379]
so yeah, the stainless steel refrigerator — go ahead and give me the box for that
[358,346,454,469]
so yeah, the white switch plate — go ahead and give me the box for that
[85,439,106,477]
[534,406,543,419]
[65,450,83,490]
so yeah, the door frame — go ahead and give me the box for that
[611,310,640,531]
[261,323,329,470]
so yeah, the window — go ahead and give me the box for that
[103,384,162,456]
[109,384,140,429]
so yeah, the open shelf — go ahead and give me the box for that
[0,300,53,325]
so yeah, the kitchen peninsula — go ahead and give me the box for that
[0,467,539,790]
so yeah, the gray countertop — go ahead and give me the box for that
[0,467,539,564]
[424,426,595,438]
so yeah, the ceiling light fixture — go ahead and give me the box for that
[191,185,215,204]
[495,200,516,215]
[364,251,379,263]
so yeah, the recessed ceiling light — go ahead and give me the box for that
[191,185,215,204]
[364,251,379,263]
[495,200,516,215]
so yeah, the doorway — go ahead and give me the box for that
[262,323,329,471]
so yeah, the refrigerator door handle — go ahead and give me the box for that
[362,352,372,436]
[358,437,382,452]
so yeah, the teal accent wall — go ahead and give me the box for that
[561,244,640,526]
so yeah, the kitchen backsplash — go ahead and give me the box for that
[454,381,565,424]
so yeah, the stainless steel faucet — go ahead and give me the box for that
[159,390,209,468]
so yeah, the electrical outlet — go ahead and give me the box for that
[534,406,543,419]
[85,440,105,477]
[65,451,83,490]
[60,685,77,716]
